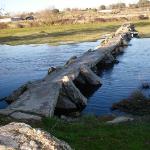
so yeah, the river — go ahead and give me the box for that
[0,41,100,108]
[0,38,150,116]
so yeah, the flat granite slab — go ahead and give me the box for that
[0,23,137,120]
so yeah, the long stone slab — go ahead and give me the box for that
[0,23,138,120]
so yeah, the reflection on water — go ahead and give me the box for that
[83,38,150,116]
[0,40,100,108]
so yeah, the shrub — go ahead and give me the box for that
[99,5,106,10]
[138,15,149,20]
[16,23,24,28]
[0,23,8,29]
[52,9,60,14]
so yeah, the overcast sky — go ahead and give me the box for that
[2,0,139,13]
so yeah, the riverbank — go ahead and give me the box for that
[0,20,150,45]
[34,116,150,150]
[0,115,149,150]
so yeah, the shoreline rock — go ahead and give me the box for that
[112,91,150,116]
[0,122,72,150]
[106,116,134,124]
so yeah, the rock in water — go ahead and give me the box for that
[65,56,77,66]
[0,122,72,150]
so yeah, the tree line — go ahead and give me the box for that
[99,0,150,10]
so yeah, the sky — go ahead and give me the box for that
[1,0,139,13]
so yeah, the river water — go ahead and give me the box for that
[0,38,150,115]
[0,41,99,108]
[83,38,150,115]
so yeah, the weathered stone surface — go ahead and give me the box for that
[5,84,28,103]
[80,65,102,86]
[1,82,61,118]
[75,74,87,85]
[56,95,77,110]
[0,109,15,116]
[0,122,72,150]
[65,56,77,66]
[48,67,57,75]
[0,23,137,120]
[61,76,87,108]
[10,112,42,121]
[107,116,134,124]
[48,66,63,75]
[60,115,79,122]
[103,53,116,65]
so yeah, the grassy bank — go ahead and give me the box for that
[0,20,150,45]
[0,22,120,45]
[36,116,150,150]
[136,21,150,38]
[0,115,150,150]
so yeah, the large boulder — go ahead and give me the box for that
[0,122,72,150]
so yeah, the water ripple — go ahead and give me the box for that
[83,38,150,115]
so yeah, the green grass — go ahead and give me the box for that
[31,116,150,150]
[131,20,150,38]
[0,20,150,45]
[0,114,150,150]
[0,22,121,45]
[0,22,119,45]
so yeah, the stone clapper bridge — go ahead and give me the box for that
[0,24,138,120]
